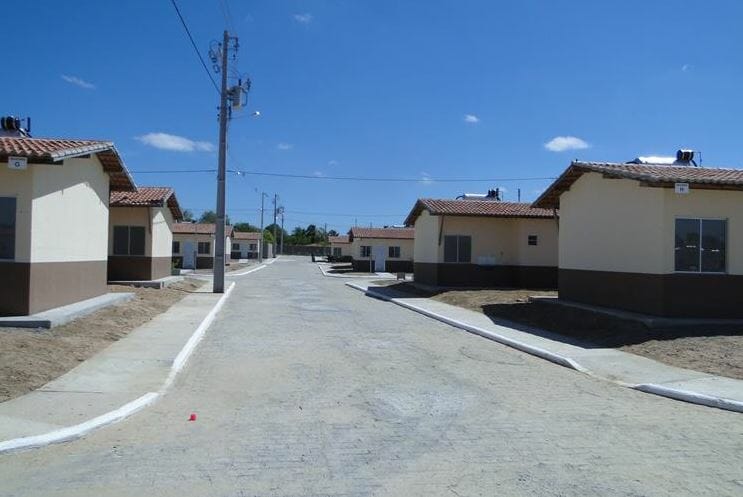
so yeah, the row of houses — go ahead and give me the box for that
[330,151,743,319]
[0,135,270,317]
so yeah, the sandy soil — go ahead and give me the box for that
[0,278,204,403]
[382,283,743,380]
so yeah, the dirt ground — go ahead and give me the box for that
[382,283,743,380]
[0,278,204,403]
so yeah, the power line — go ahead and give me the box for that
[169,0,221,95]
[231,170,556,183]
[285,210,404,217]
[130,167,555,183]
[133,169,216,174]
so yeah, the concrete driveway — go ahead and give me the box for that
[1,256,742,496]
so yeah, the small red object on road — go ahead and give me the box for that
[188,413,197,421]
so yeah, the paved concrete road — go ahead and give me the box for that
[1,257,742,496]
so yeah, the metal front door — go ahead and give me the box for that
[183,241,195,269]
[372,245,386,272]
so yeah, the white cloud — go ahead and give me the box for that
[293,13,313,24]
[464,114,480,124]
[419,172,434,185]
[544,136,590,152]
[681,64,692,72]
[136,132,214,152]
[61,74,96,90]
[277,143,294,150]
[328,160,339,166]
[313,171,325,177]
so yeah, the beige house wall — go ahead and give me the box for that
[109,207,151,256]
[559,173,665,273]
[514,218,559,266]
[559,172,743,275]
[151,207,174,258]
[109,206,174,258]
[413,210,439,263]
[30,157,110,263]
[660,187,743,274]
[173,233,214,256]
[414,210,558,267]
[349,237,414,261]
[0,165,33,262]
[329,241,350,256]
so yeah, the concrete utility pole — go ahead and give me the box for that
[272,193,278,258]
[213,30,231,294]
[259,192,267,262]
[280,210,285,255]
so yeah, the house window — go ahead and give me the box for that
[232,243,240,250]
[198,242,211,255]
[172,241,180,254]
[675,218,726,273]
[444,235,471,263]
[113,226,145,256]
[361,245,371,257]
[333,247,342,257]
[0,197,16,260]
[388,246,401,258]
[528,235,538,246]
[249,243,257,251]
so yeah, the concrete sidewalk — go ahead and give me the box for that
[347,281,743,414]
[0,283,233,452]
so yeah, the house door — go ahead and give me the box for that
[183,241,196,269]
[372,245,386,272]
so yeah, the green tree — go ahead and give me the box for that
[263,223,286,244]
[305,224,317,243]
[199,210,231,225]
[291,226,308,245]
[182,209,195,222]
[233,222,259,232]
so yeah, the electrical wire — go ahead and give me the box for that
[130,167,555,183]
[169,0,221,95]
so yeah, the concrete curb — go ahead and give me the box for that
[0,393,158,453]
[634,384,743,413]
[0,282,237,454]
[317,263,391,279]
[347,283,584,372]
[347,282,742,414]
[228,265,267,277]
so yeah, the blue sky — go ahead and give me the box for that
[6,1,743,232]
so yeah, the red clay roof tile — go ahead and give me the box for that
[405,199,555,226]
[110,187,183,221]
[533,161,743,209]
[348,227,414,240]
[0,136,135,191]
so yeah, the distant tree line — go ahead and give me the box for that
[183,210,339,246]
